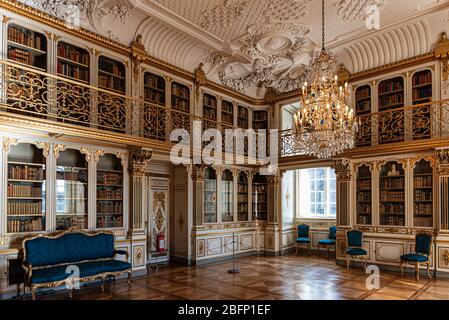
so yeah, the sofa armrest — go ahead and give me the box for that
[114,250,129,260]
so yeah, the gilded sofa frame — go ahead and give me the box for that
[22,229,132,300]
[400,232,433,281]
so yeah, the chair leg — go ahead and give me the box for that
[317,244,320,257]
[127,271,133,288]
[101,277,105,292]
[427,262,432,279]
[415,263,420,281]
[400,261,404,278]
[346,256,351,270]
[31,286,36,301]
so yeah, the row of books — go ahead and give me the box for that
[203,107,217,120]
[357,192,371,202]
[144,91,165,105]
[99,59,124,78]
[222,214,234,222]
[414,203,432,215]
[379,93,404,108]
[412,72,431,87]
[238,184,248,193]
[414,217,433,227]
[379,80,403,94]
[8,218,43,233]
[253,111,267,121]
[96,202,123,214]
[358,216,372,225]
[414,176,432,188]
[203,95,217,108]
[8,26,44,50]
[238,203,248,212]
[97,216,123,228]
[254,184,267,193]
[56,217,87,231]
[238,107,248,118]
[357,203,371,213]
[414,190,432,201]
[8,47,35,66]
[381,216,405,226]
[98,75,125,92]
[238,118,249,129]
[172,98,189,111]
[97,187,123,199]
[57,170,87,182]
[144,74,165,90]
[357,179,371,189]
[253,203,267,212]
[222,101,233,114]
[356,100,370,113]
[380,191,404,201]
[8,165,44,181]
[222,112,233,124]
[237,194,248,203]
[238,213,248,221]
[57,62,89,82]
[204,203,216,213]
[253,122,268,130]
[412,87,432,101]
[7,201,42,215]
[58,44,89,66]
[380,203,404,214]
[356,87,370,100]
[380,179,404,189]
[97,172,123,185]
[172,85,189,99]
[7,184,42,198]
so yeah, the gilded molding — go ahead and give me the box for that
[332,159,352,180]
[129,148,152,176]
[35,141,50,158]
[53,143,66,159]
[80,147,103,162]
[2,136,18,153]
[191,164,207,180]
[2,15,12,23]
[0,236,10,246]
[116,152,128,167]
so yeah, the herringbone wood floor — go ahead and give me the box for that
[30,254,449,300]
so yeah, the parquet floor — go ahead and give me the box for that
[32,254,449,300]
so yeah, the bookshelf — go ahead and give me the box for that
[171,82,190,112]
[413,159,433,228]
[252,174,267,221]
[204,167,217,224]
[355,85,372,147]
[378,77,405,143]
[7,24,47,71]
[57,42,90,83]
[412,70,432,140]
[238,106,249,129]
[221,169,234,223]
[144,72,166,106]
[222,100,234,126]
[203,93,217,121]
[98,56,125,94]
[356,165,372,225]
[237,171,249,221]
[97,154,124,229]
[379,161,405,226]
[56,149,88,230]
[252,110,268,130]
[7,143,46,234]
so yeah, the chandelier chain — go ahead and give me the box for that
[322,0,325,51]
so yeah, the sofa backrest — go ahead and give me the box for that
[24,232,115,267]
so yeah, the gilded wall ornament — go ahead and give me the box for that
[36,141,50,158]
[53,144,66,159]
[2,137,18,153]
[152,191,167,247]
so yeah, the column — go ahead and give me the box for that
[128,147,152,272]
[265,172,282,255]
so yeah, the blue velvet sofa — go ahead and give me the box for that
[22,230,132,299]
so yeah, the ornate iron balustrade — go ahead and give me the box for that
[0,60,266,157]
[280,99,449,158]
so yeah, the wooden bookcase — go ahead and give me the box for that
[238,106,249,129]
[97,154,124,229]
[221,170,234,223]
[204,167,217,224]
[57,41,90,83]
[412,70,432,140]
[144,72,166,106]
[237,171,249,221]
[378,77,405,143]
[379,161,405,226]
[203,93,217,120]
[98,56,125,94]
[413,159,433,228]
[7,143,46,234]
[252,110,268,130]
[171,82,190,112]
[56,149,88,230]
[7,24,47,71]
[222,100,234,126]
[252,174,267,221]
[356,165,372,225]
[355,85,372,147]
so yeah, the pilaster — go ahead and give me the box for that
[265,172,282,255]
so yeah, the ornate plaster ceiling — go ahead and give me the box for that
[16,0,449,98]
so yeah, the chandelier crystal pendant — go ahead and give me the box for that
[293,0,358,159]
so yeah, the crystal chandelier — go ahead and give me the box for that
[293,0,358,159]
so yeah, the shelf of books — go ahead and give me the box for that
[413,159,433,227]
[57,41,90,84]
[221,170,234,223]
[356,165,372,225]
[203,93,217,121]
[7,143,46,234]
[204,167,217,224]
[237,171,248,221]
[97,154,124,229]
[98,56,125,94]
[379,161,406,226]
[252,174,267,221]
[412,70,432,140]
[171,82,190,112]
[253,110,268,156]
[355,85,372,147]
[378,77,405,144]
[56,149,88,230]
[238,106,249,129]
[143,72,166,141]
[222,100,234,126]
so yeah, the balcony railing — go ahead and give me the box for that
[0,60,266,157]
[280,99,449,158]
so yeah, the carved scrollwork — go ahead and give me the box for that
[332,159,352,180]
[2,137,18,153]
[53,143,66,159]
[191,164,207,180]
[129,148,152,176]
[36,141,50,158]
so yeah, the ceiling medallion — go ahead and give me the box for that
[292,0,358,159]
[335,0,386,22]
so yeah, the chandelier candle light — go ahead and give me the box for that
[293,0,358,159]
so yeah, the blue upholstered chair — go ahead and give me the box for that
[317,226,337,258]
[346,229,368,269]
[400,233,433,281]
[295,224,311,255]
